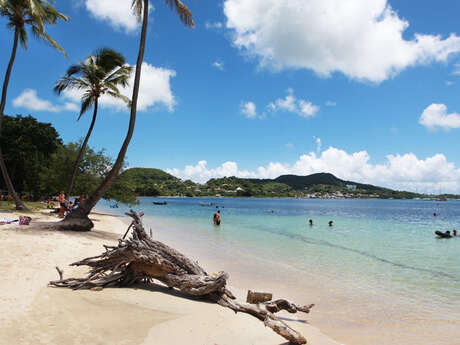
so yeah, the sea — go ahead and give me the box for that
[98,197,460,345]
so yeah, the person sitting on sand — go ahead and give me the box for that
[59,190,66,218]
[213,210,221,226]
[309,219,313,226]
[328,220,333,227]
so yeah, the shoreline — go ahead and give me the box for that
[0,209,340,345]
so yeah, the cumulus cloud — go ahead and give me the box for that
[212,61,224,70]
[13,89,79,113]
[224,0,460,83]
[268,88,319,118]
[85,0,153,32]
[167,147,460,193]
[241,101,263,119]
[62,62,176,113]
[419,104,460,131]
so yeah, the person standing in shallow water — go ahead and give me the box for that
[309,219,313,226]
[213,210,221,226]
[328,220,333,227]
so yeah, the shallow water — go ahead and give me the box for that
[100,198,460,345]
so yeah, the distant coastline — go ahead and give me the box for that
[118,168,460,201]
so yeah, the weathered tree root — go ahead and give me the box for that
[49,210,313,344]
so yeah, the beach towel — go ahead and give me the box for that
[0,218,18,225]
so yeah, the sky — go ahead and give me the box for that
[2,0,460,193]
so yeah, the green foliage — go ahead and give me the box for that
[40,141,136,204]
[0,114,61,199]
[117,168,181,196]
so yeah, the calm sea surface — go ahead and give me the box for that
[99,197,460,345]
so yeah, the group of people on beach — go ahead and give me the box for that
[58,190,87,218]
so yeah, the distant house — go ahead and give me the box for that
[236,187,244,192]
[346,184,357,190]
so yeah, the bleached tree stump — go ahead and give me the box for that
[50,210,314,344]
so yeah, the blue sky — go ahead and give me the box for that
[2,0,460,193]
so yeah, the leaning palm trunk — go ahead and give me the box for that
[58,0,149,231]
[0,30,28,211]
[66,99,99,199]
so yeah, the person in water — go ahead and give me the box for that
[328,220,333,227]
[453,229,457,237]
[309,219,313,226]
[213,210,221,225]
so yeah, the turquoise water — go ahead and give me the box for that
[99,197,460,344]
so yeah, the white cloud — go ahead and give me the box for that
[419,104,460,131]
[205,21,223,29]
[285,143,294,149]
[224,0,460,83]
[62,62,176,113]
[446,81,454,86]
[241,101,263,119]
[167,147,460,193]
[85,0,153,32]
[268,88,319,118]
[212,61,224,70]
[325,101,336,107]
[13,89,79,113]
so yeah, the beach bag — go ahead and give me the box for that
[18,216,32,225]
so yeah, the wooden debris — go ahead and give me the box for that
[49,210,313,344]
[247,290,273,304]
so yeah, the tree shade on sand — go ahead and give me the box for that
[58,0,195,231]
[54,48,132,200]
[0,0,68,210]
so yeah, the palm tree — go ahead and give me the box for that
[61,0,194,231]
[0,0,68,210]
[54,48,132,200]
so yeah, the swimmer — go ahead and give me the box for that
[309,219,313,226]
[328,220,333,227]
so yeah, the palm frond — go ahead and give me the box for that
[18,27,28,48]
[54,77,90,95]
[31,24,67,56]
[106,90,131,106]
[166,0,195,28]
[78,93,95,120]
[95,48,126,73]
[131,0,143,22]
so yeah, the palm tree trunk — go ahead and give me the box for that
[0,29,29,211]
[60,0,149,231]
[66,99,98,199]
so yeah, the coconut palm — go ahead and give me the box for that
[61,0,194,231]
[54,48,132,199]
[0,0,68,210]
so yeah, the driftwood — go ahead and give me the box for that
[247,290,273,304]
[49,210,314,344]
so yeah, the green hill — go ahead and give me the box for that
[116,168,428,199]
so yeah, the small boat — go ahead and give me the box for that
[435,230,452,238]
[153,201,167,205]
[199,202,213,206]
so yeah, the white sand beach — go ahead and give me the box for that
[0,210,341,345]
